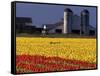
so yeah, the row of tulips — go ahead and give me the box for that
[16,37,96,63]
[16,55,96,74]
[16,37,96,73]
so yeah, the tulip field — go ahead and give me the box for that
[16,37,96,73]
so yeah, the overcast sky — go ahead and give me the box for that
[16,3,97,28]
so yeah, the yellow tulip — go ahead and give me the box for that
[16,37,96,63]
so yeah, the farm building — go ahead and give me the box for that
[16,17,43,34]
[43,8,96,35]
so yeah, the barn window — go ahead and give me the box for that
[89,30,95,35]
[55,29,62,33]
[72,30,80,34]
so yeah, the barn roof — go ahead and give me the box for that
[16,17,32,23]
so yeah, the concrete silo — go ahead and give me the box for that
[63,8,73,34]
[80,10,89,35]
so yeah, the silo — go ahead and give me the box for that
[81,10,89,35]
[63,8,73,34]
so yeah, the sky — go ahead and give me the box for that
[16,3,97,28]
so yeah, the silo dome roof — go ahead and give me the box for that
[81,9,89,14]
[64,8,73,12]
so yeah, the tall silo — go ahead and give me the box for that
[63,8,73,34]
[81,10,89,35]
